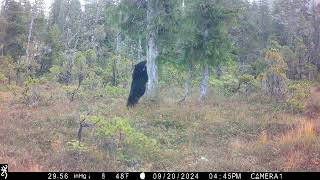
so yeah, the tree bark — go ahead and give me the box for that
[112,54,117,86]
[117,9,122,53]
[125,36,128,59]
[146,0,159,100]
[199,64,209,101]
[179,67,192,103]
[16,67,21,86]
[138,36,142,63]
[112,32,121,86]
[112,9,122,86]
[65,51,74,85]
[26,15,34,67]
[312,0,320,69]
[130,44,134,70]
[216,65,222,79]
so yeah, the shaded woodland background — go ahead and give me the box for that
[1,0,320,171]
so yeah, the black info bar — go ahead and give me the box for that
[0,172,319,180]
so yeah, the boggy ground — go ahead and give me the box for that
[0,83,320,171]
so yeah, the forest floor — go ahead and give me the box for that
[0,82,320,171]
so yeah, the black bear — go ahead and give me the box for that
[127,61,148,107]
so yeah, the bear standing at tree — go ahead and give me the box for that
[127,61,148,107]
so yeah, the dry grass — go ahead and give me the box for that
[0,83,320,171]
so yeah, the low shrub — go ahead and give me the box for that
[86,115,159,165]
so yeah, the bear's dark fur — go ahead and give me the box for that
[127,61,148,107]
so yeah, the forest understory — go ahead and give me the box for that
[1,82,320,171]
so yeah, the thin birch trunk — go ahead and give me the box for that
[112,9,122,86]
[179,67,192,103]
[16,69,21,86]
[199,64,209,101]
[312,0,320,68]
[26,6,35,70]
[125,36,128,59]
[65,51,74,85]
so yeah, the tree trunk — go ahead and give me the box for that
[138,36,142,63]
[16,69,21,86]
[298,58,303,80]
[216,65,222,79]
[179,66,192,103]
[112,56,117,86]
[130,44,134,70]
[26,15,34,66]
[312,0,320,69]
[112,9,122,86]
[146,33,159,100]
[125,36,128,59]
[112,30,121,86]
[65,51,74,85]
[1,45,3,56]
[184,78,190,98]
[146,1,159,100]
[199,64,209,101]
[117,9,122,53]
[91,0,99,51]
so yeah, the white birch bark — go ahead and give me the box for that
[112,7,122,86]
[26,16,34,66]
[115,9,122,53]
[90,0,99,51]
[26,3,36,68]
[179,68,192,103]
[199,64,209,101]
[125,36,128,59]
[138,36,142,63]
[312,0,320,67]
[130,44,134,70]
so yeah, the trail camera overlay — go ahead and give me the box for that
[0,164,8,180]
